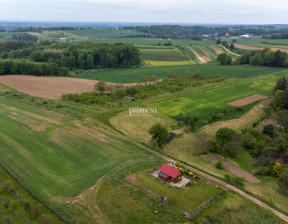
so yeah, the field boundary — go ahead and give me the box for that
[0,161,70,224]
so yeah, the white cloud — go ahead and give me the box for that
[0,0,287,24]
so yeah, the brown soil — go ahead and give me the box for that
[27,124,46,132]
[0,75,162,99]
[211,45,225,55]
[257,118,278,132]
[203,154,261,184]
[228,94,268,107]
[125,174,141,186]
[188,47,211,64]
[234,44,288,53]
[234,44,263,50]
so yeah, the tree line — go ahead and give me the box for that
[238,48,288,67]
[123,25,288,39]
[0,41,141,76]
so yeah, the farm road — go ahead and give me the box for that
[135,142,288,223]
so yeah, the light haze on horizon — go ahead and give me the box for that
[0,0,287,24]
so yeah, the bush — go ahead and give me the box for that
[215,161,223,169]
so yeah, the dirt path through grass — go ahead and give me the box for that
[203,154,261,183]
[188,47,211,64]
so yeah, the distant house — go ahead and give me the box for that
[240,34,250,39]
[158,163,182,183]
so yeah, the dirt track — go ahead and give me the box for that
[228,94,268,106]
[0,75,153,99]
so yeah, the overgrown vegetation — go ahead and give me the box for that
[63,76,225,105]
[0,165,63,223]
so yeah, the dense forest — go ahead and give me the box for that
[124,25,288,39]
[0,41,141,76]
[237,49,288,67]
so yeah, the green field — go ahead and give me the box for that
[0,32,14,41]
[148,71,288,121]
[75,63,286,83]
[65,29,148,40]
[0,92,159,221]
[0,165,63,223]
[139,47,189,61]
[193,191,286,224]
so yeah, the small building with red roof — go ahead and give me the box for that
[158,163,182,183]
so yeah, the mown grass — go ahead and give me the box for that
[75,63,286,83]
[96,169,221,224]
[148,71,288,121]
[0,165,64,224]
[0,94,158,220]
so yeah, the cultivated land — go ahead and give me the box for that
[75,63,285,83]
[2,30,288,223]
[0,88,159,222]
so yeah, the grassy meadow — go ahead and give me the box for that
[96,169,221,224]
[0,165,64,223]
[0,91,159,221]
[148,71,288,121]
[75,63,286,83]
[193,191,286,224]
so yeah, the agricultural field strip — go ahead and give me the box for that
[132,141,288,222]
[0,96,156,200]
[187,47,210,64]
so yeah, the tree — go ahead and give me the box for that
[215,161,222,169]
[272,162,281,175]
[217,53,232,65]
[278,167,288,193]
[232,39,237,43]
[249,53,264,65]
[149,123,169,147]
[167,72,178,78]
[229,43,235,50]
[215,127,236,145]
[216,38,221,44]
[263,124,275,138]
[273,77,287,95]
[95,81,106,92]
[183,115,199,131]
[77,53,85,69]
[221,41,229,48]
[85,54,94,69]
[272,90,284,111]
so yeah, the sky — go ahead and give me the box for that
[0,0,288,24]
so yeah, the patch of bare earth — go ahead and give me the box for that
[235,44,288,53]
[228,94,268,107]
[125,174,141,186]
[257,118,278,132]
[203,154,261,184]
[188,47,211,64]
[27,124,45,132]
[211,45,225,55]
[0,75,162,99]
[234,44,263,51]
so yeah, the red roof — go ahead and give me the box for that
[159,163,180,179]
